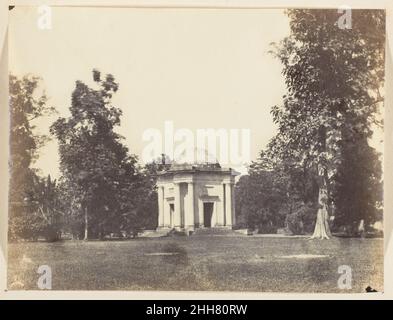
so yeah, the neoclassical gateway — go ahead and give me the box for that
[156,161,237,234]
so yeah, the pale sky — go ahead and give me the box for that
[9,6,291,177]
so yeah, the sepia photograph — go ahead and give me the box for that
[3,3,386,293]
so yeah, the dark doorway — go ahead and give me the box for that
[169,203,175,227]
[203,202,214,227]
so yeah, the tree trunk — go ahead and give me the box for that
[83,206,88,241]
[310,167,331,239]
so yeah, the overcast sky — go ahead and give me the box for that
[10,7,293,177]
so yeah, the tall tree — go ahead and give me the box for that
[8,74,56,240]
[333,138,383,234]
[266,9,384,238]
[50,70,139,240]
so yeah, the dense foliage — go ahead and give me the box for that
[236,9,384,236]
[50,70,159,239]
[9,71,160,241]
[8,74,59,241]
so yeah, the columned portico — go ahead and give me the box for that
[157,162,238,233]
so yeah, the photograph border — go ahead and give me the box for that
[0,0,392,300]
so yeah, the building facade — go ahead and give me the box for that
[156,162,237,233]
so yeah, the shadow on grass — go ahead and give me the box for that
[161,242,189,266]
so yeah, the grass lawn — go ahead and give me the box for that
[7,235,383,292]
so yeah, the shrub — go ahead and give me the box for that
[286,202,317,235]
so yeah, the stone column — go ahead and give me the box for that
[163,198,170,228]
[223,184,227,226]
[198,199,204,227]
[174,183,182,228]
[231,183,236,227]
[225,183,233,227]
[157,186,164,228]
[185,182,194,229]
[217,183,225,226]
